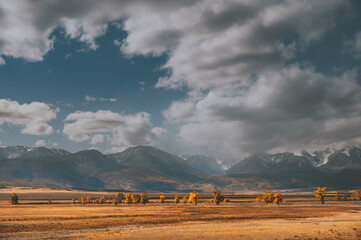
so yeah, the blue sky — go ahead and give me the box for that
[0,0,361,157]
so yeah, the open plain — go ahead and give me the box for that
[0,188,361,239]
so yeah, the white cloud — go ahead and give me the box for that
[85,95,97,102]
[0,99,57,135]
[164,66,361,155]
[85,95,117,103]
[63,110,165,149]
[35,139,46,147]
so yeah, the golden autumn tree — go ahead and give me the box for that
[188,191,200,205]
[115,192,123,204]
[140,192,149,204]
[183,195,188,203]
[335,191,340,201]
[212,190,224,205]
[174,195,180,204]
[10,192,18,205]
[86,196,92,204]
[99,196,106,204]
[315,187,327,204]
[263,191,274,204]
[273,193,284,204]
[342,193,347,201]
[124,193,132,204]
[131,194,141,204]
[351,189,361,201]
[71,198,76,204]
[48,199,52,204]
[80,197,86,205]
[159,195,165,204]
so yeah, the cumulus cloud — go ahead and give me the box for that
[63,110,165,150]
[0,0,196,63]
[164,66,361,155]
[0,99,57,135]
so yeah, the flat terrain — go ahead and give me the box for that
[0,188,361,239]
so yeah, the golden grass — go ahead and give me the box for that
[0,200,361,239]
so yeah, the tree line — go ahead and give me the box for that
[9,188,361,205]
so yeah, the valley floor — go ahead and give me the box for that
[0,200,361,239]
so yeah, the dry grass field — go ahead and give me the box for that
[0,188,361,239]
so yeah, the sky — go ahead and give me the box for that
[0,0,361,158]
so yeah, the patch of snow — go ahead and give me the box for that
[341,148,350,157]
[316,147,336,166]
[7,153,22,159]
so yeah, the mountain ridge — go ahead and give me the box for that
[1,145,361,191]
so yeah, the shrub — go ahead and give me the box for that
[188,191,200,205]
[48,199,52,204]
[224,198,230,203]
[183,195,188,203]
[159,195,165,204]
[10,193,18,205]
[315,187,327,204]
[174,195,180,204]
[212,190,224,205]
[71,198,76,204]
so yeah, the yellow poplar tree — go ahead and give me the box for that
[188,191,200,205]
[273,193,284,204]
[140,192,149,204]
[159,195,165,204]
[212,190,224,205]
[10,192,18,205]
[125,193,132,204]
[342,193,347,201]
[315,187,327,204]
[131,194,141,204]
[174,195,180,204]
[99,196,106,204]
[352,189,361,201]
[115,192,123,204]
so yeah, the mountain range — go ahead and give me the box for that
[1,145,361,191]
